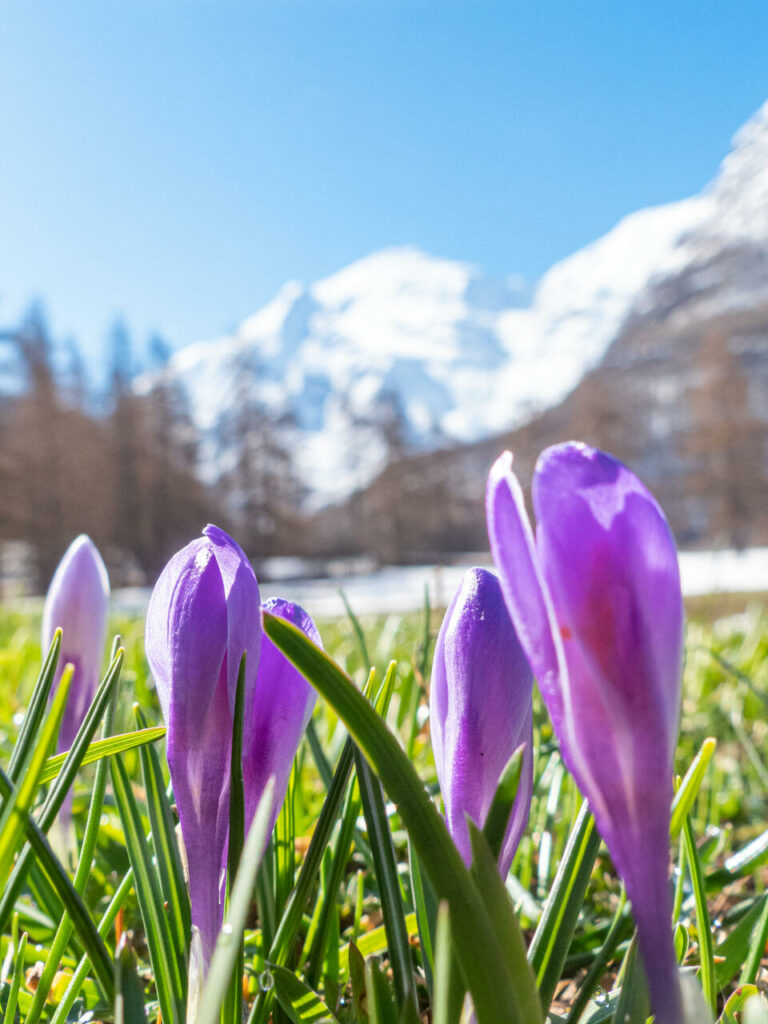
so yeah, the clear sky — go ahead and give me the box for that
[1,0,768,367]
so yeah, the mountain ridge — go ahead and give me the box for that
[158,99,768,515]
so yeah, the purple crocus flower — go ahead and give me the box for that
[429,567,534,878]
[145,524,261,963]
[42,534,110,754]
[243,598,320,837]
[486,443,683,1024]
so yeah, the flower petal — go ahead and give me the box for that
[486,451,570,740]
[203,524,261,720]
[242,597,320,834]
[430,567,534,875]
[532,442,683,768]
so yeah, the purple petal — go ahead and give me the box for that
[41,535,110,753]
[243,598,320,835]
[486,452,569,742]
[429,567,534,876]
[172,662,233,962]
[533,442,683,766]
[145,537,232,957]
[530,441,684,1023]
[203,524,261,722]
[146,539,228,736]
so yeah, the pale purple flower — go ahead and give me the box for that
[243,598,320,836]
[145,524,261,961]
[42,534,110,754]
[487,443,683,1024]
[430,567,534,878]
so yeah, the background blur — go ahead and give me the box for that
[2,1,768,591]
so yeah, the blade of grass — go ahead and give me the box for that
[409,844,437,996]
[263,611,539,1024]
[353,743,418,1014]
[246,737,357,1024]
[8,629,62,781]
[39,727,166,785]
[482,747,524,863]
[0,763,115,1002]
[1,931,27,1024]
[610,934,650,1024]
[26,686,118,1024]
[270,964,340,1024]
[49,869,135,1024]
[431,903,458,1024]
[566,889,628,1024]
[111,754,186,1024]
[339,588,371,672]
[133,706,191,963]
[0,667,72,886]
[683,815,716,1015]
[527,798,600,1012]
[739,890,768,986]
[224,653,248,1024]
[0,648,125,933]
[670,738,717,840]
[468,822,544,1024]
[114,934,146,1024]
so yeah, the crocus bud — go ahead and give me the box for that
[487,443,684,1024]
[145,524,261,962]
[42,535,110,754]
[243,598,320,836]
[429,567,534,878]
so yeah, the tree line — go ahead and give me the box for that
[0,308,309,590]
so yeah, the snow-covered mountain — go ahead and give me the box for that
[162,99,768,507]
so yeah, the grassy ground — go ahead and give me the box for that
[1,592,767,1021]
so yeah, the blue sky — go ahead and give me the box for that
[1,0,767,367]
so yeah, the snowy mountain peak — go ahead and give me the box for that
[164,99,768,507]
[702,99,768,242]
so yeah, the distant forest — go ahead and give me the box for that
[2,305,767,593]
[0,307,310,589]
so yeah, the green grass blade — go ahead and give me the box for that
[0,647,125,933]
[270,964,340,1024]
[0,763,115,1002]
[0,667,72,887]
[566,888,628,1024]
[682,815,716,1015]
[305,778,360,986]
[39,727,166,785]
[353,743,418,1014]
[339,588,372,672]
[133,706,191,963]
[8,629,62,781]
[196,779,274,1024]
[114,935,147,1024]
[49,869,134,1024]
[409,844,437,996]
[670,738,717,840]
[247,735,358,1024]
[610,934,650,1024]
[468,822,543,1023]
[1,930,27,1024]
[740,890,768,986]
[225,653,248,1024]
[111,754,186,1024]
[305,718,334,789]
[262,610,531,1024]
[431,903,457,1024]
[527,798,600,1012]
[365,958,398,1024]
[482,746,524,863]
[26,688,118,1024]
